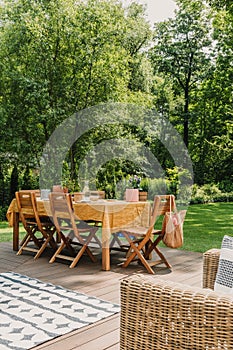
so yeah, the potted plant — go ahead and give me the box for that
[139,178,149,201]
[125,175,141,201]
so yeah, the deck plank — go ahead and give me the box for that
[32,315,119,350]
[0,242,203,350]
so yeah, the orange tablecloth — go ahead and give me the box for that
[7,199,151,271]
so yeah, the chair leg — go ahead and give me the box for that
[50,229,97,267]
[84,246,97,262]
[69,246,86,268]
[48,232,58,249]
[122,242,155,274]
[34,233,56,260]
[19,232,30,246]
[78,229,98,263]
[49,241,66,263]
[69,244,97,268]
[110,234,125,248]
[154,246,172,269]
[17,227,42,256]
[121,235,155,274]
[145,236,172,269]
[17,234,31,255]
[92,235,102,247]
[121,233,171,274]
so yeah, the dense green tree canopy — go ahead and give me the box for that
[0,0,152,168]
[0,0,232,208]
[150,0,213,147]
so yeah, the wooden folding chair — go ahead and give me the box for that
[16,191,57,259]
[49,192,98,268]
[18,189,41,197]
[117,195,176,274]
[72,190,105,248]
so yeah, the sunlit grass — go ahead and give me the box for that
[0,222,25,242]
[181,202,233,252]
[0,202,232,253]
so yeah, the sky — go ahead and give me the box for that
[126,0,177,25]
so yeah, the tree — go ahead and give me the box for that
[123,2,153,96]
[207,0,232,11]
[0,0,154,195]
[10,165,18,200]
[150,0,213,147]
[190,0,233,184]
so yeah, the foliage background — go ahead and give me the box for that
[0,0,232,219]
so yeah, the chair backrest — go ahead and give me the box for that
[17,189,40,197]
[73,190,105,202]
[150,195,176,228]
[98,191,105,199]
[49,192,77,236]
[52,185,64,193]
[15,191,41,229]
[73,192,83,202]
[89,190,105,199]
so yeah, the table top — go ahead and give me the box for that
[7,197,151,254]
[7,198,151,229]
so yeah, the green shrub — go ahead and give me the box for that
[212,192,233,202]
[147,178,167,200]
[218,180,233,193]
[191,183,233,204]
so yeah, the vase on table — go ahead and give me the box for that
[125,188,139,202]
[40,189,51,200]
[82,180,90,201]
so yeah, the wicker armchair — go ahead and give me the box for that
[120,248,233,350]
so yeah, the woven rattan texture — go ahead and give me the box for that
[203,248,220,290]
[120,250,233,350]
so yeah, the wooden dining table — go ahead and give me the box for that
[7,198,151,271]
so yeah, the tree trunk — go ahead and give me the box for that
[183,86,189,148]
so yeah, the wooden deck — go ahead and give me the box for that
[0,242,203,350]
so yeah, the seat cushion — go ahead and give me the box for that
[214,235,233,294]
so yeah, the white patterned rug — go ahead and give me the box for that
[0,272,120,350]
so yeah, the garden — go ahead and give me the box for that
[0,0,232,251]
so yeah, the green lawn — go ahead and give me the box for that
[0,221,25,242]
[181,202,233,252]
[0,202,232,253]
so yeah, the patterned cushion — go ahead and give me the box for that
[214,235,233,294]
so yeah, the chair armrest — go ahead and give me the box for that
[203,248,220,290]
[120,275,233,350]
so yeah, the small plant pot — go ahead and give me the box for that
[139,191,148,201]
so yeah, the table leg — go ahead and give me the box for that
[102,247,110,271]
[13,211,19,251]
